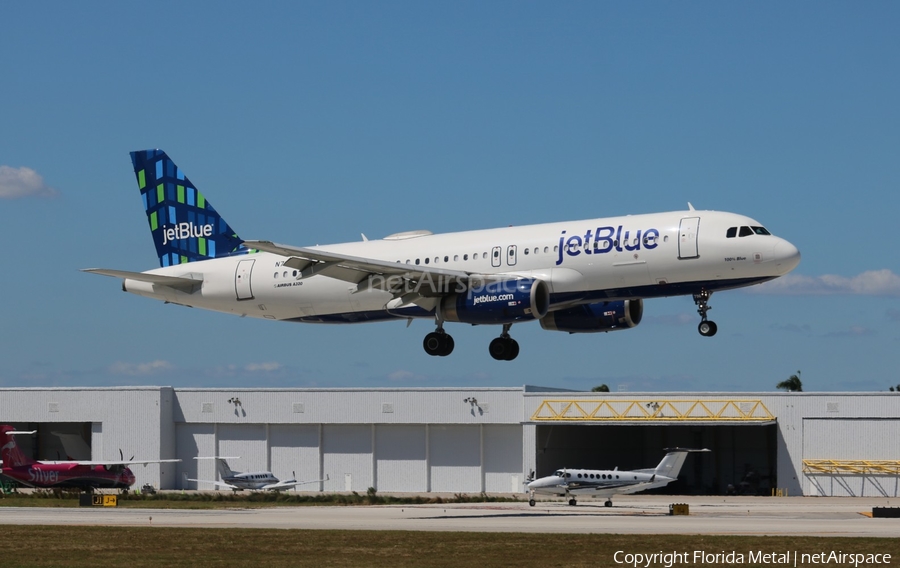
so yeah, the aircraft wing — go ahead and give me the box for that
[39,459,182,467]
[243,240,485,297]
[82,269,202,292]
[261,474,329,492]
[185,477,238,490]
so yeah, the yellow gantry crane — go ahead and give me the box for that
[530,399,775,421]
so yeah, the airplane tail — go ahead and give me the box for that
[1,425,35,468]
[215,458,236,479]
[653,448,710,479]
[129,149,247,268]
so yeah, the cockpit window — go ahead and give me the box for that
[751,226,771,235]
[726,227,737,238]
[739,226,754,237]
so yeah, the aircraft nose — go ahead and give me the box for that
[773,239,801,274]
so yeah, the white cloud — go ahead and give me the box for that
[108,360,174,376]
[749,270,900,297]
[244,362,282,372]
[824,326,876,338]
[387,370,416,381]
[0,165,58,199]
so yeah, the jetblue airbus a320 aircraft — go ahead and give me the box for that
[85,150,801,361]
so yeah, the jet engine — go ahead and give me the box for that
[540,299,643,333]
[441,278,550,325]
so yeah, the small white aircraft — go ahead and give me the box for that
[85,150,800,361]
[185,457,327,492]
[525,448,710,507]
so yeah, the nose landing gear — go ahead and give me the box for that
[693,290,718,337]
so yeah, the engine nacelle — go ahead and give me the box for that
[540,299,643,333]
[441,278,550,325]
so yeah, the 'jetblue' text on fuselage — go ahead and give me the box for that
[556,226,659,265]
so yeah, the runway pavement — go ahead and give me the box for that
[2,495,899,537]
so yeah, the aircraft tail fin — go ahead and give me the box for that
[215,458,236,479]
[653,448,710,479]
[1,425,35,468]
[129,149,248,268]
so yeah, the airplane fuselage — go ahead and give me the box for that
[1,463,135,490]
[224,472,283,490]
[123,209,800,324]
[527,468,672,498]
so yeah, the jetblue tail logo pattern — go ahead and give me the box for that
[130,149,247,267]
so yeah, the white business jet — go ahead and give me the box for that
[185,457,327,491]
[526,448,710,507]
[85,150,800,360]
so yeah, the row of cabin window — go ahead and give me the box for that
[396,234,666,265]
[397,245,560,266]
[272,234,670,276]
[558,471,638,480]
[726,226,771,238]
[275,270,300,279]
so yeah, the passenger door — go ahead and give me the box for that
[235,259,255,300]
[678,217,700,259]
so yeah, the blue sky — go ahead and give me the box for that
[1,2,898,392]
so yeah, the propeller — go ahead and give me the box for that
[119,449,134,461]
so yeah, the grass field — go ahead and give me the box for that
[0,527,897,568]
[0,489,517,509]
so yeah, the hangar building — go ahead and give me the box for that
[2,387,898,498]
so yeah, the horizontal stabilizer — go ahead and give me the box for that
[82,268,202,292]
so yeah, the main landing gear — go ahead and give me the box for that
[423,323,520,361]
[489,324,519,361]
[423,328,454,357]
[693,290,718,337]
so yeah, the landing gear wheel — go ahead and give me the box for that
[698,320,718,337]
[529,499,536,507]
[568,498,577,506]
[693,290,717,337]
[489,337,519,361]
[604,499,613,507]
[423,332,454,356]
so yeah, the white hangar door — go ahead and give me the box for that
[483,425,523,493]
[803,418,900,497]
[270,425,321,487]
[430,425,481,493]
[218,424,268,475]
[375,425,427,492]
[175,423,216,490]
[322,425,373,492]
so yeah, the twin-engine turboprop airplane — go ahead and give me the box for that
[526,448,710,507]
[85,150,800,361]
[185,457,327,491]
[0,425,180,491]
